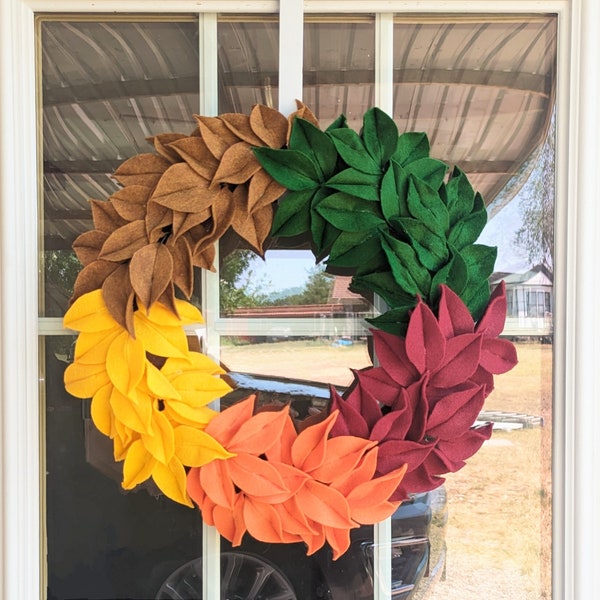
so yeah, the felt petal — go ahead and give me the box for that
[480,338,519,374]
[264,414,298,464]
[405,300,446,373]
[375,439,434,476]
[475,280,507,337]
[331,448,378,496]
[243,496,285,544]
[343,376,383,429]
[167,371,232,405]
[296,479,354,529]
[164,401,217,428]
[73,329,120,364]
[141,409,175,464]
[328,387,370,438]
[133,311,189,359]
[213,502,247,545]
[355,367,403,406]
[427,384,485,439]
[110,387,153,434]
[106,331,146,396]
[186,467,205,507]
[64,360,110,399]
[205,396,256,446]
[371,329,419,386]
[173,425,234,467]
[122,439,156,489]
[325,526,352,561]
[227,406,290,455]
[369,401,413,442]
[173,298,204,325]
[152,456,193,507]
[200,459,236,508]
[227,454,292,502]
[161,351,223,378]
[90,384,114,436]
[144,361,182,401]
[437,284,474,337]
[63,289,117,333]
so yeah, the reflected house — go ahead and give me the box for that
[491,265,553,339]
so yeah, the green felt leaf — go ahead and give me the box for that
[326,114,348,131]
[447,196,488,250]
[405,157,448,190]
[366,307,412,337]
[406,176,449,237]
[289,118,338,181]
[459,243,497,320]
[325,168,381,201]
[391,217,449,271]
[327,128,381,175]
[444,166,476,226]
[253,147,321,190]
[463,279,491,322]
[391,131,430,166]
[380,231,431,297]
[350,270,417,309]
[327,228,383,268]
[310,189,342,257]
[430,249,468,304]
[271,189,315,237]
[362,107,398,166]
[316,193,385,233]
[380,161,409,221]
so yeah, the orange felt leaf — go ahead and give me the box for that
[309,436,376,483]
[227,454,292,502]
[219,113,264,146]
[112,153,172,188]
[205,396,256,446]
[186,467,205,507]
[212,503,242,544]
[212,142,262,186]
[303,526,327,556]
[330,447,378,497]
[129,243,174,311]
[325,526,352,561]
[89,199,128,234]
[227,404,290,454]
[199,459,237,508]
[110,185,152,222]
[295,479,354,529]
[99,220,149,262]
[264,413,297,464]
[291,410,338,472]
[72,230,108,266]
[194,115,242,160]
[249,104,288,149]
[168,135,220,180]
[268,461,310,498]
[273,494,318,537]
[242,496,286,544]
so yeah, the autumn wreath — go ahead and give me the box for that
[63,101,517,559]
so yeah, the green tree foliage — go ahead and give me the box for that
[514,113,555,274]
[220,250,270,314]
[273,266,334,305]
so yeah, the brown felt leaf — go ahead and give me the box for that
[287,100,320,143]
[129,243,174,311]
[194,115,241,160]
[171,208,211,242]
[212,142,261,186]
[192,244,216,271]
[168,136,220,180]
[232,201,274,256]
[71,259,119,304]
[113,153,172,188]
[102,263,135,334]
[158,282,178,317]
[249,104,288,149]
[151,163,219,213]
[219,113,264,146]
[168,235,194,298]
[147,132,187,163]
[90,199,128,234]
[99,220,149,262]
[146,201,173,243]
[110,185,152,222]
[248,169,286,212]
[72,230,109,266]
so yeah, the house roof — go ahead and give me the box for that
[492,265,553,286]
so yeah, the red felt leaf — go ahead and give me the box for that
[437,284,475,337]
[426,383,485,439]
[429,334,482,388]
[480,338,519,374]
[405,300,446,373]
[369,402,412,442]
[355,367,403,406]
[375,438,434,476]
[476,280,508,338]
[344,372,384,428]
[436,423,493,463]
[371,330,419,386]
[329,387,370,438]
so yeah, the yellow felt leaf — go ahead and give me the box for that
[73,329,120,365]
[141,409,175,464]
[106,330,146,396]
[122,439,156,489]
[151,456,193,507]
[112,422,137,461]
[91,384,114,436]
[64,360,110,399]
[144,361,182,401]
[110,387,154,435]
[164,401,217,428]
[173,298,204,325]
[168,372,232,406]
[173,425,235,467]
[133,310,189,359]
[161,352,224,378]
[63,289,118,333]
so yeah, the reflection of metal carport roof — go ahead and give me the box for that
[41,15,556,252]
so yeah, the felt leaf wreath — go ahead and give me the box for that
[64,101,517,559]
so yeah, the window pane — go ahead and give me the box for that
[218,17,279,113]
[44,336,204,600]
[41,19,200,316]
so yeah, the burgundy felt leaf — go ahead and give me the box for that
[405,300,446,373]
[354,367,403,406]
[344,372,386,429]
[369,408,413,443]
[371,329,419,386]
[329,387,370,439]
[429,334,482,389]
[426,383,485,439]
[375,439,434,479]
[437,284,475,337]
[475,280,508,338]
[479,337,519,374]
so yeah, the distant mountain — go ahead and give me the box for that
[268,286,304,301]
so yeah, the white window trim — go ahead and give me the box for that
[1,1,599,599]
